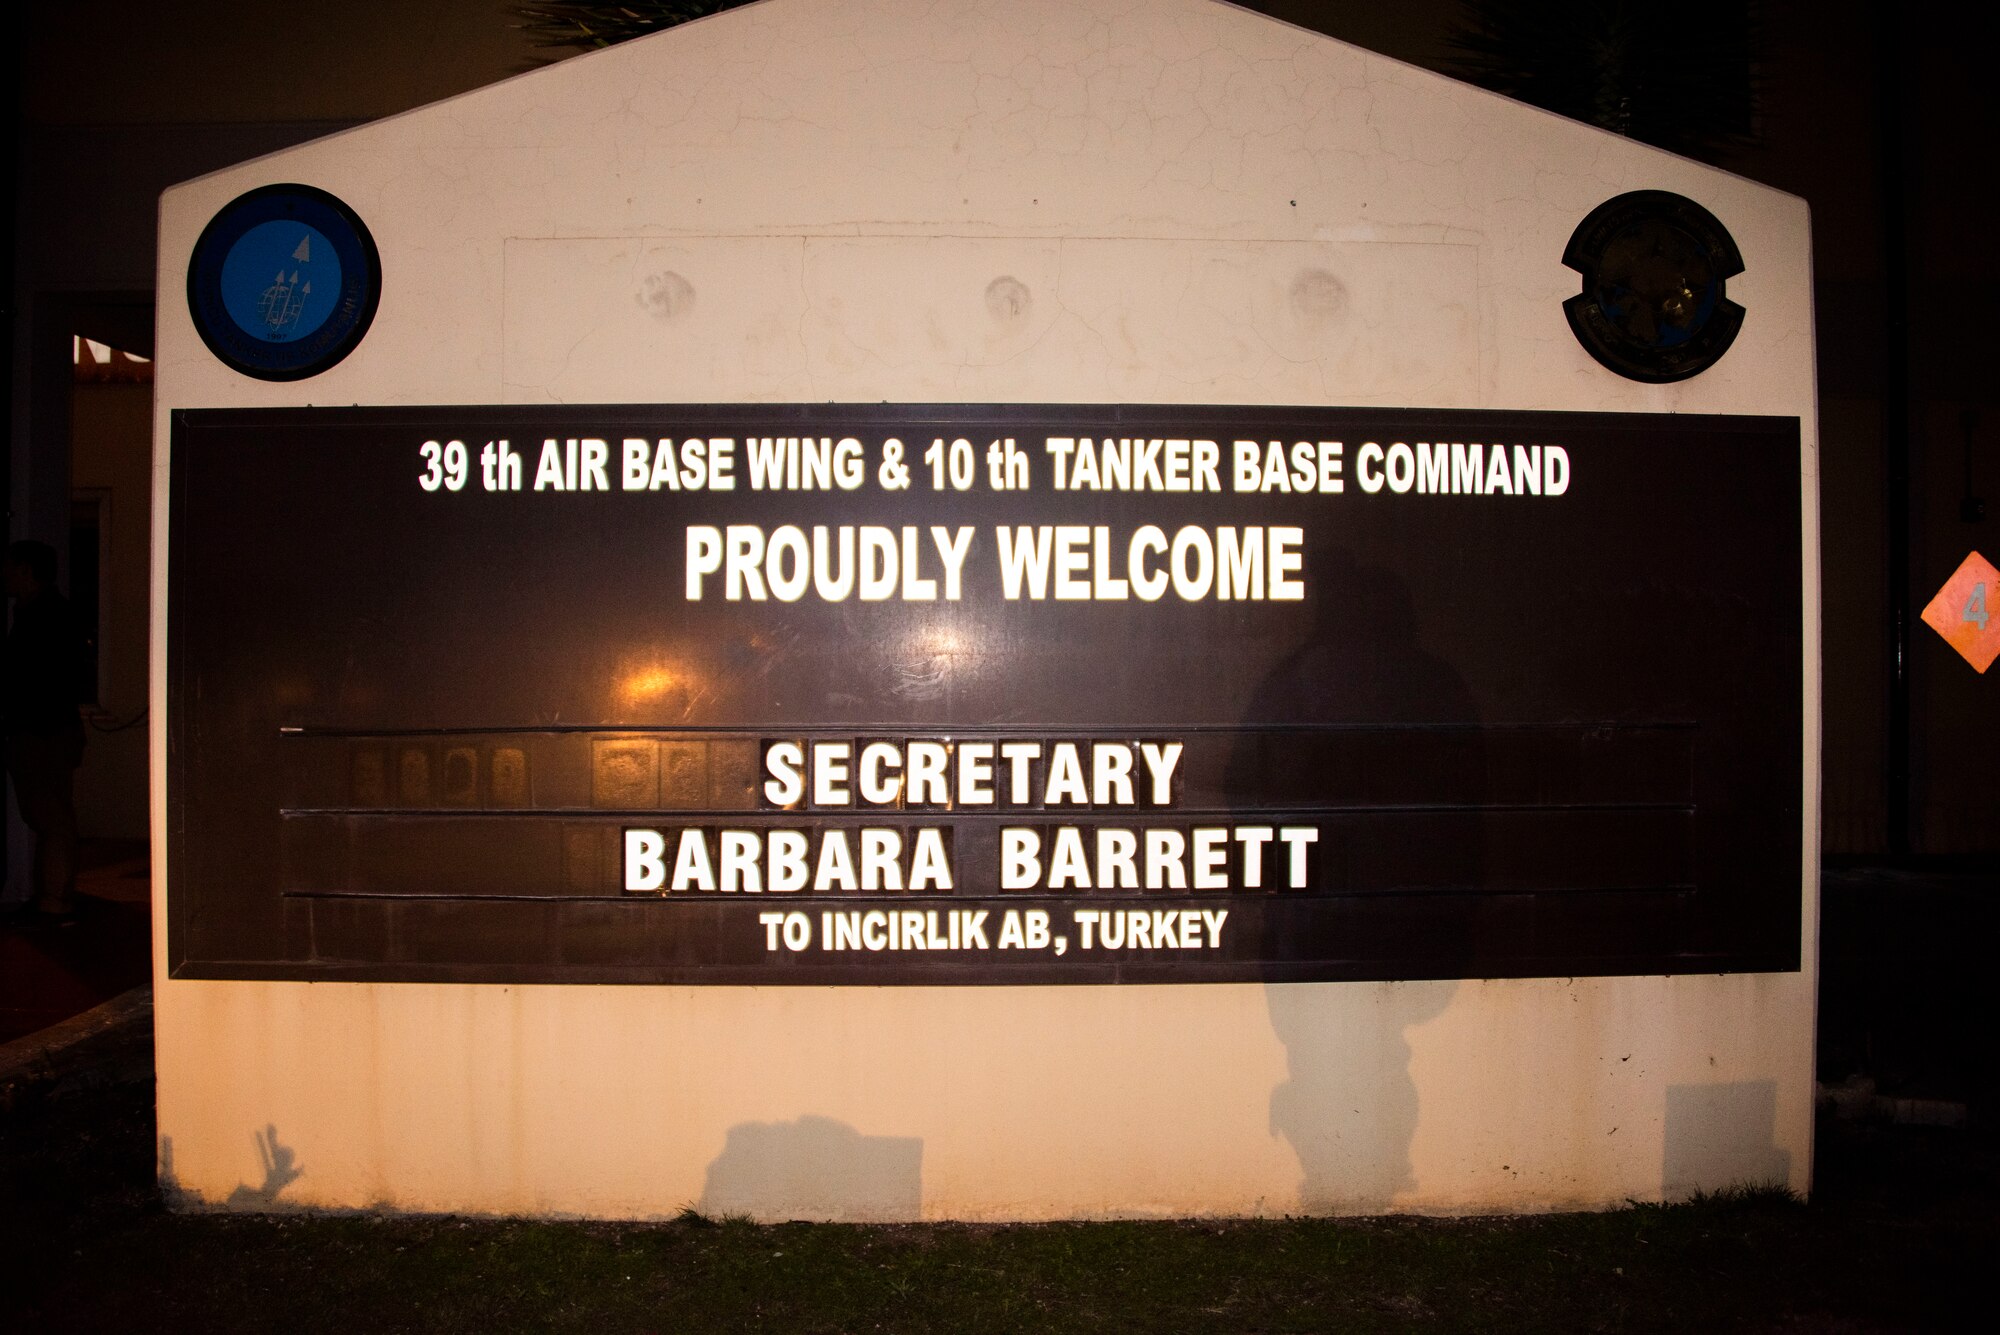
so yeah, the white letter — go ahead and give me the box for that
[900,526,937,600]
[768,831,809,892]
[763,741,804,806]
[1129,526,1169,601]
[1280,826,1320,887]
[1387,443,1415,493]
[1545,444,1570,495]
[766,525,810,601]
[1045,743,1088,805]
[1054,526,1091,599]
[957,741,995,804]
[1000,742,1041,803]
[859,527,898,600]
[933,526,974,600]
[685,526,722,599]
[906,741,950,805]
[720,830,762,893]
[725,525,766,600]
[1048,827,1091,889]
[1001,828,1042,889]
[1269,527,1304,601]
[671,829,715,891]
[782,912,811,950]
[857,741,902,805]
[910,828,954,890]
[1091,743,1135,806]
[1170,527,1214,600]
[1193,827,1229,889]
[1236,826,1273,889]
[997,527,1053,599]
[813,742,852,806]
[1233,440,1260,492]
[1357,442,1384,493]
[861,829,903,891]
[624,829,665,891]
[1139,741,1183,804]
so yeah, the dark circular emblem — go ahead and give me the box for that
[1562,191,1744,383]
[187,184,381,381]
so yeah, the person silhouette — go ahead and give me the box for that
[1229,544,1480,1209]
[4,540,87,924]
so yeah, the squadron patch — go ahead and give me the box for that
[1563,190,1744,384]
[187,183,381,381]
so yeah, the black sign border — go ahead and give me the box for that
[167,403,1807,986]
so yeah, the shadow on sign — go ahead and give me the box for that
[699,1115,923,1222]
[1240,548,1477,1210]
[1662,1080,1790,1199]
[159,1124,308,1210]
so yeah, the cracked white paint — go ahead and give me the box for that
[151,0,1819,1220]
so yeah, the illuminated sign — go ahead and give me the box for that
[168,404,1801,983]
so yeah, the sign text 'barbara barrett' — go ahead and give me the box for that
[168,404,1802,984]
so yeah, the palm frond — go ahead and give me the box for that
[1445,0,1764,160]
[512,2,756,53]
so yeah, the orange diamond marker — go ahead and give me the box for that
[1921,550,2000,673]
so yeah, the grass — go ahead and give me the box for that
[3,1078,1994,1333]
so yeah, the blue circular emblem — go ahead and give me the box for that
[188,184,380,381]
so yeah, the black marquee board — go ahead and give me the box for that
[168,404,1802,984]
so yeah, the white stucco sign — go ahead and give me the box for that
[152,0,1818,1219]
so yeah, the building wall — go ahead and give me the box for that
[151,0,1819,1219]
[1719,0,2000,858]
